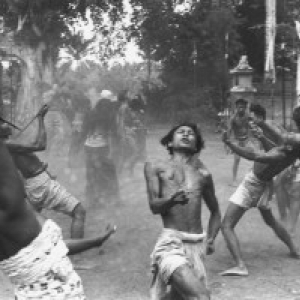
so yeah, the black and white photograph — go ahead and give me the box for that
[0,0,300,299]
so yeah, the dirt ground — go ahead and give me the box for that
[1,125,300,300]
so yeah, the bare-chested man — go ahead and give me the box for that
[0,127,116,299]
[0,105,86,238]
[144,123,221,300]
[221,104,300,276]
[258,104,300,237]
[227,98,251,185]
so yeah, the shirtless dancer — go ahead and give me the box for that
[227,98,251,185]
[260,105,300,237]
[275,161,300,237]
[1,105,86,238]
[144,123,221,300]
[0,129,116,299]
[221,104,300,276]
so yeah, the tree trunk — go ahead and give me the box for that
[297,52,300,105]
[14,42,54,139]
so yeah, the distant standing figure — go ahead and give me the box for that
[227,98,251,185]
[68,112,85,169]
[124,95,147,175]
[82,89,121,207]
[116,91,135,174]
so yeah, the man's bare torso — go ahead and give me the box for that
[253,147,298,181]
[0,142,42,261]
[155,158,209,233]
[10,152,46,179]
[231,114,249,141]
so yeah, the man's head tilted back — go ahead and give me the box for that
[160,122,205,155]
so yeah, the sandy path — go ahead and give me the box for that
[1,128,300,300]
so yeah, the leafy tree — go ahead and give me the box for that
[129,0,242,110]
[0,0,125,125]
[235,0,300,76]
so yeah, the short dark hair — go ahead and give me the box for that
[293,105,300,124]
[0,123,12,138]
[250,103,266,120]
[160,122,205,154]
[235,98,248,106]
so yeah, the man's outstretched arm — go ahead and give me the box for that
[256,120,288,145]
[66,224,117,255]
[222,131,287,163]
[7,105,49,153]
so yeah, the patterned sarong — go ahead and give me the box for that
[0,219,85,299]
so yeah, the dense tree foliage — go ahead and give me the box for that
[0,0,125,124]
[1,0,300,124]
[128,0,243,110]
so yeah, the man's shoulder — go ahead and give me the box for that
[193,158,211,177]
[145,158,169,170]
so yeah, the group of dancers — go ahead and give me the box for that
[1,97,300,299]
[145,98,300,299]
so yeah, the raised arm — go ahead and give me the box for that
[7,105,49,154]
[222,131,287,163]
[256,120,286,145]
[249,123,277,151]
[202,172,221,255]
[144,162,188,215]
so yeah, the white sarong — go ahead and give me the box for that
[229,170,273,210]
[25,171,80,215]
[150,228,207,300]
[0,219,85,299]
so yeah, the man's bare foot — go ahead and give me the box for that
[290,250,300,259]
[219,266,249,277]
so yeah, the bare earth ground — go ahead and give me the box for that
[1,126,300,300]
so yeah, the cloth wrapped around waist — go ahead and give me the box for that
[0,219,85,299]
[229,170,273,209]
[151,228,207,284]
[24,171,50,190]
